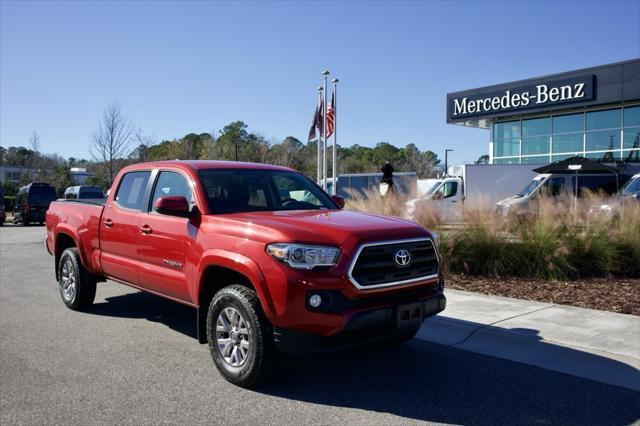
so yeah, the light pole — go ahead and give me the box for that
[316,86,323,185]
[444,149,454,176]
[331,78,339,195]
[322,70,330,191]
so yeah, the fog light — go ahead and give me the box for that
[309,294,322,308]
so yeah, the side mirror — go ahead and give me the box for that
[154,196,192,218]
[331,195,345,209]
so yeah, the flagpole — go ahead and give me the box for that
[331,78,339,196]
[322,70,330,191]
[316,86,323,185]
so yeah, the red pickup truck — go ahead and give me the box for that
[46,161,445,387]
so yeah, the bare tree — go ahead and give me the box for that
[130,127,155,162]
[28,131,42,178]
[29,131,41,154]
[90,102,133,185]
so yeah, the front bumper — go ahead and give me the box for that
[273,293,446,353]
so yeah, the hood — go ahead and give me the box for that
[496,195,527,207]
[210,209,430,246]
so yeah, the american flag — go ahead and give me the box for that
[326,91,335,138]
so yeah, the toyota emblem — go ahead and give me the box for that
[394,249,412,267]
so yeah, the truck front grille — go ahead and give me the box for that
[348,238,439,289]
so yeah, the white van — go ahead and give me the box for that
[496,173,622,216]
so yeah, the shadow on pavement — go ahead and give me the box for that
[88,290,640,424]
[91,291,197,340]
[261,341,640,424]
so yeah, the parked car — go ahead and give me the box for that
[496,172,631,216]
[0,187,5,226]
[46,161,445,388]
[63,185,105,201]
[620,173,640,199]
[593,173,640,217]
[13,183,57,225]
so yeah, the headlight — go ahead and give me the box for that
[266,243,340,270]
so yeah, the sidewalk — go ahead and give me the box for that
[417,289,640,391]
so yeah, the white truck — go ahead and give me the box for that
[406,163,542,221]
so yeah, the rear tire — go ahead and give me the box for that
[58,248,96,311]
[206,285,276,388]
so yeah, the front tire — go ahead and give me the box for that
[58,248,96,311]
[206,285,275,388]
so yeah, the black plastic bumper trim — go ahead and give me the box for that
[274,294,446,354]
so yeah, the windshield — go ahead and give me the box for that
[79,190,105,199]
[517,179,544,197]
[28,186,57,206]
[620,177,640,197]
[198,169,337,214]
[424,182,440,196]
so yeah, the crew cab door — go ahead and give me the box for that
[100,170,152,284]
[136,170,195,303]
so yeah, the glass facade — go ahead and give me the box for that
[491,104,640,164]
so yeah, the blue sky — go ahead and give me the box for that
[1,0,639,166]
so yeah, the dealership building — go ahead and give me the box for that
[447,59,640,165]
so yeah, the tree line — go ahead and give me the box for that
[2,102,442,196]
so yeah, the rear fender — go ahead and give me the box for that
[54,225,97,276]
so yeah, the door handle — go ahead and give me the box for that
[140,225,152,235]
[104,219,113,228]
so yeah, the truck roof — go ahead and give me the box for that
[124,160,295,172]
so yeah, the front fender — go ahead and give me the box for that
[194,249,276,320]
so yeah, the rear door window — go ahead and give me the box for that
[115,171,151,211]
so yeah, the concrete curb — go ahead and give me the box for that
[416,290,640,391]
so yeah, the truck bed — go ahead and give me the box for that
[45,199,105,276]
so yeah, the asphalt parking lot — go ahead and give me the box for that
[1,225,639,425]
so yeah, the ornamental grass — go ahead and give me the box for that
[346,189,640,280]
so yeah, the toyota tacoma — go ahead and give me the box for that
[45,161,445,387]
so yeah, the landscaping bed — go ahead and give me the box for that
[446,273,640,316]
